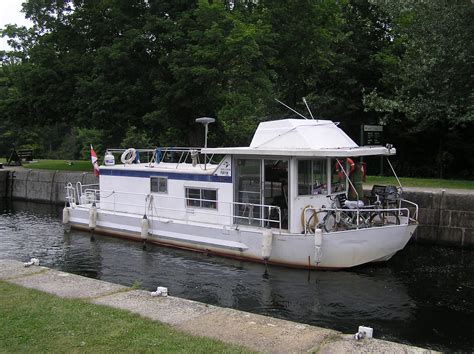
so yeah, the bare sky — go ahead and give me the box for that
[0,0,33,51]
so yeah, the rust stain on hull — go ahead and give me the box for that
[70,223,341,270]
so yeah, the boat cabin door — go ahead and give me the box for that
[234,158,288,228]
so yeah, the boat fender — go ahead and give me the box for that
[141,215,149,239]
[155,148,161,164]
[62,206,69,224]
[104,151,115,166]
[261,225,273,260]
[314,228,323,264]
[190,150,199,167]
[89,203,97,229]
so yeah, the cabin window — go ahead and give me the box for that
[298,159,327,195]
[151,177,167,194]
[185,187,217,209]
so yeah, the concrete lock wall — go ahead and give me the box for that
[0,170,8,199]
[4,170,98,204]
[403,190,474,248]
[0,169,473,249]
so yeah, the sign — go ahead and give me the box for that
[362,125,383,145]
[363,125,383,132]
[214,156,232,177]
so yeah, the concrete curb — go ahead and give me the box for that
[0,259,436,353]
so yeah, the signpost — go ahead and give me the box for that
[360,125,384,175]
[363,125,383,145]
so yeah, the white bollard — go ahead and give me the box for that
[354,326,373,340]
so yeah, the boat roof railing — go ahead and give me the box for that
[106,147,220,168]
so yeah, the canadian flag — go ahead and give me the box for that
[90,145,100,176]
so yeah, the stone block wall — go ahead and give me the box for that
[0,170,8,198]
[403,190,474,248]
[4,169,98,204]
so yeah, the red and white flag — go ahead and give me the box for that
[90,145,100,176]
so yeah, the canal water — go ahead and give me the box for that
[0,200,473,351]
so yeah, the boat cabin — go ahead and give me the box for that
[94,119,396,235]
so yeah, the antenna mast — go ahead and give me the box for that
[274,98,309,120]
[302,97,317,122]
[195,117,215,170]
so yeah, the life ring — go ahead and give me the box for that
[335,158,355,179]
[121,148,137,164]
[301,205,318,232]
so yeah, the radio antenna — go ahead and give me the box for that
[303,97,317,121]
[274,98,309,120]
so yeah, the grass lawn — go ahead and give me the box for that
[0,281,250,353]
[366,175,474,190]
[24,159,92,172]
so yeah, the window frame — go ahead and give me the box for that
[150,176,168,194]
[297,158,328,196]
[185,187,218,210]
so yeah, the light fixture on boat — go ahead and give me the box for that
[196,117,215,169]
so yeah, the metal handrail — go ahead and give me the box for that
[66,185,282,232]
[399,199,419,221]
[303,205,412,235]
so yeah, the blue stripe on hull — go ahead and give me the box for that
[100,168,232,183]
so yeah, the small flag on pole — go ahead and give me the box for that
[90,145,100,176]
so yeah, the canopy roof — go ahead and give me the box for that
[204,119,395,157]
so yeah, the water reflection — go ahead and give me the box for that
[0,200,473,351]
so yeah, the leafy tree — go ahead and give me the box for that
[147,0,274,146]
[364,0,474,178]
[256,0,345,111]
[121,125,152,148]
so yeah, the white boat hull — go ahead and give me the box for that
[68,206,417,269]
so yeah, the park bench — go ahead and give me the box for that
[6,148,33,166]
[17,149,33,162]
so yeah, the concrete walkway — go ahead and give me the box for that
[0,259,435,353]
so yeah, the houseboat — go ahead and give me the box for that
[64,118,418,269]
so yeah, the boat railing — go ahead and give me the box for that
[303,204,414,235]
[74,182,100,205]
[106,147,219,168]
[65,182,77,205]
[399,198,419,221]
[68,186,281,232]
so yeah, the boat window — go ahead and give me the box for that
[185,187,217,209]
[298,159,327,195]
[151,177,167,194]
[331,159,349,193]
[234,159,262,226]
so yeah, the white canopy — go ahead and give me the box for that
[204,119,395,157]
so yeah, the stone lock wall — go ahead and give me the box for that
[403,190,474,248]
[0,169,98,204]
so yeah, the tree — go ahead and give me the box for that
[147,0,274,147]
[363,0,474,178]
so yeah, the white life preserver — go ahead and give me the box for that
[121,148,136,164]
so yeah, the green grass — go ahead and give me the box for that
[0,281,251,353]
[366,175,474,190]
[25,159,92,172]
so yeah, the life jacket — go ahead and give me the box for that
[335,158,355,179]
